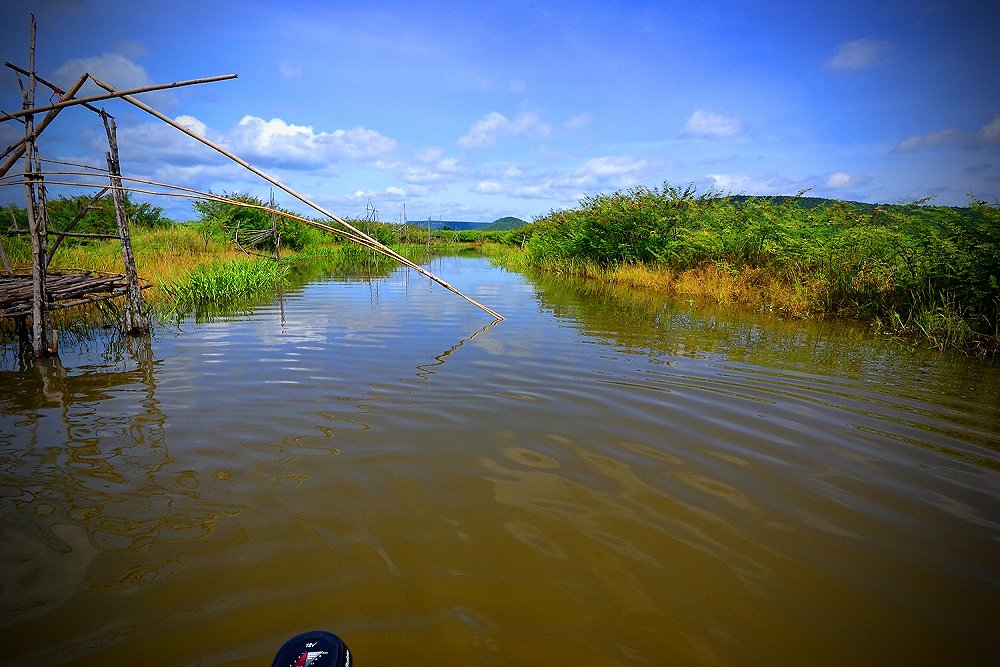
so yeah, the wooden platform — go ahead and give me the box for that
[0,270,150,318]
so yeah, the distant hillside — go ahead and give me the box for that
[729,194,877,210]
[487,216,528,230]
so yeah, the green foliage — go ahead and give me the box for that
[488,216,528,230]
[192,193,318,252]
[519,183,1000,352]
[158,257,289,303]
[57,193,169,232]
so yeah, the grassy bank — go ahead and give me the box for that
[489,185,1000,355]
[0,215,429,331]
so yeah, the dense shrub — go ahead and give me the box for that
[519,183,999,351]
[192,193,320,252]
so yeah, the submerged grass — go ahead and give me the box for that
[157,257,290,303]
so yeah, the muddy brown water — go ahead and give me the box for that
[2,255,998,665]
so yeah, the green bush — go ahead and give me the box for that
[520,183,999,351]
[193,193,318,252]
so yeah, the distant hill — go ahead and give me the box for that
[487,216,528,230]
[728,194,878,210]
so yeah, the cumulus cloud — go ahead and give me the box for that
[978,114,1000,146]
[474,181,504,194]
[116,120,216,167]
[402,154,461,184]
[825,38,892,70]
[415,146,444,163]
[229,115,397,166]
[575,156,649,179]
[563,112,594,131]
[53,53,152,90]
[705,173,795,194]
[682,109,745,138]
[116,41,148,59]
[892,128,964,153]
[458,110,551,148]
[278,60,303,79]
[825,171,872,189]
[174,114,207,137]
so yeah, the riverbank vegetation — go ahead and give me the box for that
[3,186,997,354]
[488,184,999,355]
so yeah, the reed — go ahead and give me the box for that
[157,257,289,303]
[508,184,999,353]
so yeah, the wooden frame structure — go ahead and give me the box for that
[1,16,502,358]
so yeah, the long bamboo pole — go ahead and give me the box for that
[102,111,148,334]
[0,72,89,176]
[86,75,504,321]
[21,15,50,356]
[0,69,238,122]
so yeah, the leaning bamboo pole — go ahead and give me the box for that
[102,110,148,334]
[0,72,89,177]
[0,69,238,123]
[86,75,504,321]
[0,67,238,178]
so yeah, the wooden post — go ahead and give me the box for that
[270,190,280,261]
[21,15,51,357]
[102,111,148,334]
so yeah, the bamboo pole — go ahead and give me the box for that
[21,15,50,357]
[45,186,110,264]
[102,111,148,334]
[0,69,238,122]
[0,73,89,177]
[87,75,504,321]
[5,176,418,253]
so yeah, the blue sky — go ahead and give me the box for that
[2,0,999,223]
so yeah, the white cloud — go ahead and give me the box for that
[575,156,649,179]
[174,114,207,137]
[278,60,303,79]
[706,173,791,194]
[401,154,462,184]
[682,109,745,138]
[54,53,152,91]
[892,128,963,153]
[229,115,397,166]
[458,110,551,148]
[825,38,892,70]
[415,146,444,163]
[475,181,504,194]
[564,112,594,131]
[116,41,148,59]
[978,114,1000,146]
[825,171,871,189]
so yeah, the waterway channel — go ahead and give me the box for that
[1,255,998,665]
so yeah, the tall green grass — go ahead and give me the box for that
[512,184,999,354]
[158,257,290,303]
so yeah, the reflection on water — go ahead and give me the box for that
[2,256,999,665]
